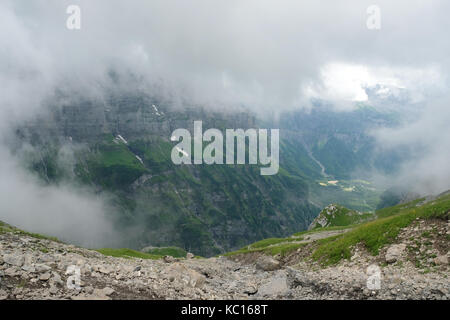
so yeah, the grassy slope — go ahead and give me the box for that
[73,135,319,256]
[0,221,60,242]
[3,193,448,266]
[225,193,450,266]
[309,205,374,229]
[80,134,148,190]
[311,195,449,265]
[0,221,184,261]
[95,248,163,260]
[141,246,187,258]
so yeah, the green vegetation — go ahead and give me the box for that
[96,248,163,260]
[292,225,352,237]
[311,194,450,266]
[309,204,375,230]
[310,179,381,212]
[249,237,303,249]
[141,246,187,258]
[222,192,450,269]
[82,135,148,189]
[224,235,305,257]
[22,106,395,257]
[0,221,59,242]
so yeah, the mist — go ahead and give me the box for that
[0,146,121,248]
[370,98,450,195]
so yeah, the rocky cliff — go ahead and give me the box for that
[11,92,319,256]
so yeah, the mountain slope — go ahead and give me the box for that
[308,204,374,230]
[12,93,319,256]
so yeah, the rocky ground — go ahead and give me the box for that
[0,218,449,300]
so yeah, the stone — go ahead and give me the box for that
[165,263,206,288]
[21,265,36,273]
[99,266,111,274]
[163,255,175,263]
[186,252,195,260]
[5,267,19,277]
[3,254,24,267]
[385,244,406,263]
[434,255,448,265]
[101,287,115,296]
[35,264,52,273]
[84,286,94,294]
[257,272,289,297]
[49,285,59,295]
[50,272,64,287]
[39,272,51,281]
[255,256,280,271]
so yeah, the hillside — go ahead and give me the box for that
[9,92,391,256]
[308,204,374,230]
[0,192,448,300]
[13,93,320,256]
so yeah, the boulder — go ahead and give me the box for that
[100,287,115,296]
[39,272,51,281]
[35,264,52,273]
[163,255,176,263]
[385,244,406,263]
[165,263,206,288]
[186,252,195,260]
[257,272,289,297]
[255,256,280,271]
[434,255,448,265]
[3,254,24,267]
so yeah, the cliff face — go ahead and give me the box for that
[17,93,256,145]
[12,93,318,256]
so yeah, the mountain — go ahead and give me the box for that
[8,91,403,256]
[11,92,319,256]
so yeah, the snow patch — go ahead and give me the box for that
[152,104,162,116]
[135,155,144,164]
[116,134,128,145]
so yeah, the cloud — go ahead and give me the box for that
[371,98,450,195]
[2,0,450,113]
[0,146,120,248]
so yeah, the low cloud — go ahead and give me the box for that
[0,146,120,248]
[370,98,450,195]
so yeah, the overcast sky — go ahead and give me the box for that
[0,1,449,240]
[1,0,449,113]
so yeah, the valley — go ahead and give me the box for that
[7,93,396,256]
